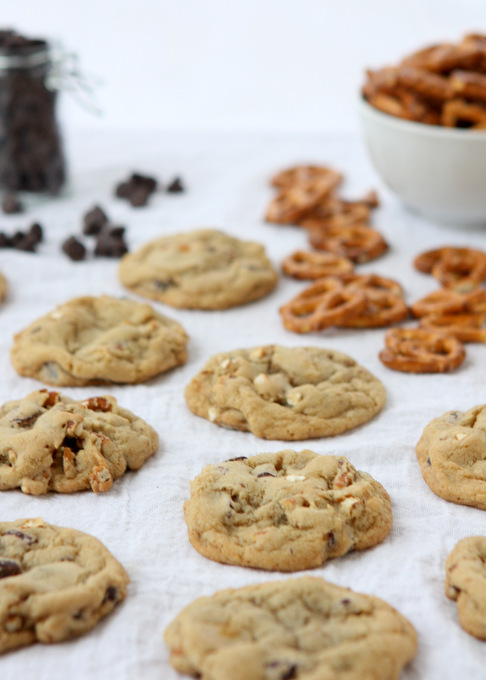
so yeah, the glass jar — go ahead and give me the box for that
[0,29,66,194]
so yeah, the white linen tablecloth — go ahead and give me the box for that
[1,129,486,679]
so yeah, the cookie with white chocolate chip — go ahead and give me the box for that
[10,295,189,386]
[118,228,278,309]
[0,389,158,494]
[445,536,486,640]
[164,577,417,680]
[184,450,392,571]
[416,405,486,509]
[184,345,386,440]
[0,518,129,654]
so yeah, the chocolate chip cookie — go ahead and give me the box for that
[11,295,189,386]
[446,536,486,640]
[416,405,486,509]
[118,228,278,309]
[184,345,386,440]
[184,450,392,571]
[0,389,158,494]
[0,518,129,654]
[164,577,417,680]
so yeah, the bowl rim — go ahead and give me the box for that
[358,95,486,140]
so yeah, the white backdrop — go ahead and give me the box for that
[1,0,485,134]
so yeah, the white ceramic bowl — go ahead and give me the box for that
[359,97,486,226]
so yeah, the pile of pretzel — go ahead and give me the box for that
[363,33,486,129]
[266,164,388,264]
[378,246,486,374]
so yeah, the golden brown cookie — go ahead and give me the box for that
[0,390,158,494]
[445,536,486,639]
[184,450,392,571]
[0,518,129,654]
[184,345,386,440]
[11,295,189,386]
[416,405,486,508]
[118,229,278,310]
[164,577,417,680]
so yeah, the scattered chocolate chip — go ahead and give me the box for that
[114,172,158,207]
[10,231,25,248]
[2,193,23,214]
[0,559,21,578]
[102,586,118,603]
[0,232,10,248]
[15,234,38,252]
[129,186,151,207]
[328,531,336,547]
[225,456,248,462]
[166,176,185,193]
[62,236,86,261]
[29,222,43,244]
[257,472,276,478]
[83,205,108,235]
[4,530,37,545]
[94,228,128,258]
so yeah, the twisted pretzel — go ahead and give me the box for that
[265,176,340,225]
[411,288,486,317]
[379,328,466,373]
[282,250,354,280]
[402,42,482,74]
[279,278,366,333]
[306,223,388,263]
[396,66,454,102]
[431,249,486,291]
[419,312,486,343]
[339,272,404,297]
[270,165,343,190]
[450,69,486,103]
[441,99,486,128]
[334,273,408,328]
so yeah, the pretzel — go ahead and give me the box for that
[411,288,486,317]
[379,328,466,373]
[431,249,486,291]
[450,70,486,103]
[301,204,371,231]
[396,66,454,103]
[282,250,354,280]
[441,99,486,128]
[402,42,482,74]
[265,176,340,225]
[419,312,486,343]
[279,278,367,333]
[334,273,407,328]
[413,247,486,290]
[306,223,388,263]
[270,165,343,190]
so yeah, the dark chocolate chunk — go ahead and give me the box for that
[94,229,128,258]
[4,530,37,545]
[83,205,108,235]
[114,172,158,206]
[102,586,118,603]
[257,471,276,478]
[28,222,43,244]
[129,187,150,207]
[131,173,157,193]
[225,456,248,462]
[10,231,26,248]
[15,234,37,252]
[2,193,23,214]
[167,177,185,193]
[62,236,86,261]
[115,181,131,198]
[0,559,21,578]
[0,232,11,248]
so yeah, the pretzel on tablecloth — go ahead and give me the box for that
[379,327,466,373]
[411,288,486,318]
[306,223,388,263]
[419,312,486,343]
[279,278,367,333]
[282,251,354,280]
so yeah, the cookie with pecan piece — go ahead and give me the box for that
[0,518,129,654]
[184,345,386,440]
[11,295,188,386]
[164,577,417,680]
[416,405,486,509]
[0,389,158,494]
[118,229,278,310]
[445,536,486,639]
[184,450,392,571]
